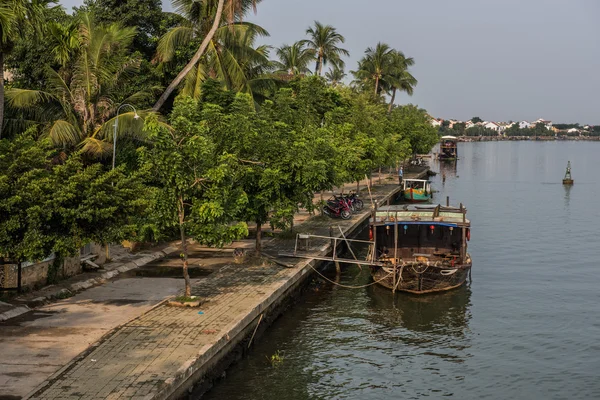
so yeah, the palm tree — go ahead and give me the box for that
[352,42,393,96]
[324,66,346,86]
[385,50,417,113]
[157,14,273,102]
[6,14,155,156]
[273,42,315,76]
[301,21,349,76]
[152,0,258,111]
[0,0,49,138]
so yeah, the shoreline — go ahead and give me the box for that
[454,135,600,142]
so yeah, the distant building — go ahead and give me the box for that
[3,69,13,82]
[483,121,500,131]
[567,128,580,134]
[519,121,532,129]
[534,118,553,130]
[431,119,443,127]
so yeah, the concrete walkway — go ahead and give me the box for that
[5,168,428,399]
[24,182,408,400]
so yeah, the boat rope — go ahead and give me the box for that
[411,265,429,275]
[307,262,393,289]
[440,268,458,276]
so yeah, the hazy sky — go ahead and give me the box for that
[59,0,600,124]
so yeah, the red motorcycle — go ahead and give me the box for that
[323,196,352,219]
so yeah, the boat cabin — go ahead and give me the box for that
[439,135,458,160]
[401,179,432,202]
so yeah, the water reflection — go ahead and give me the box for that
[437,160,458,183]
[563,184,572,208]
[365,284,472,336]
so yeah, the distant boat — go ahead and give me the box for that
[400,179,432,202]
[438,135,458,160]
[563,161,574,185]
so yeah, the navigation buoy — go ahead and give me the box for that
[563,161,574,185]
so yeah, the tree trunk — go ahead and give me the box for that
[178,197,192,297]
[0,51,4,139]
[152,0,225,112]
[378,167,382,184]
[255,220,262,254]
[387,87,397,114]
[318,53,323,76]
[374,75,379,96]
[356,180,360,193]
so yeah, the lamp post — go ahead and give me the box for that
[112,104,140,170]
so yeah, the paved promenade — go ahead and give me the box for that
[19,169,427,399]
[25,184,407,399]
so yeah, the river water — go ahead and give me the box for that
[203,141,600,400]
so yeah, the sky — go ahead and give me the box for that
[59,0,600,124]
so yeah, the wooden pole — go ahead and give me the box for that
[446,196,450,207]
[393,214,398,293]
[17,261,22,293]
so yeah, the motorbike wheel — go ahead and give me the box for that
[341,210,352,220]
[354,199,364,211]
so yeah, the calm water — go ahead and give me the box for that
[204,141,600,400]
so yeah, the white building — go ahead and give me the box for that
[483,121,500,131]
[431,119,442,127]
[534,118,552,130]
[519,121,532,129]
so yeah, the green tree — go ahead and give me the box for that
[324,65,346,87]
[352,42,394,96]
[76,0,166,56]
[301,21,349,76]
[470,116,483,123]
[152,0,258,111]
[0,0,50,138]
[390,104,438,155]
[140,97,248,296]
[385,50,417,113]
[274,41,315,76]
[6,14,154,156]
[0,130,147,270]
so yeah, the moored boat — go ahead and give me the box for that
[369,204,472,294]
[438,135,458,160]
[401,179,432,202]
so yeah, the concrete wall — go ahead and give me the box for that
[1,243,107,291]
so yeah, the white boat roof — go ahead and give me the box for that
[441,135,457,139]
[403,179,428,182]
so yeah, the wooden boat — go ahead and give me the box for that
[438,135,458,160]
[562,161,573,185]
[401,179,432,202]
[369,204,472,294]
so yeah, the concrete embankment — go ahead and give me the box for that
[25,170,428,400]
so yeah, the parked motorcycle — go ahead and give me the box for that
[323,196,352,219]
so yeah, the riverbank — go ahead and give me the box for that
[10,169,428,400]
[456,135,600,142]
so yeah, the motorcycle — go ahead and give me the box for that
[323,196,352,219]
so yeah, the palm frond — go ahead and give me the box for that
[46,120,82,147]
[155,25,195,63]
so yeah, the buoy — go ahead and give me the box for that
[563,161,574,185]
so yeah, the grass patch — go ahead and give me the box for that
[174,295,198,303]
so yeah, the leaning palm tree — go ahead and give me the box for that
[158,14,274,102]
[301,21,349,76]
[385,50,417,113]
[152,0,258,111]
[352,42,394,96]
[273,41,315,76]
[0,0,50,138]
[324,65,346,87]
[6,14,155,156]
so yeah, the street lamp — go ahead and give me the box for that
[112,104,140,170]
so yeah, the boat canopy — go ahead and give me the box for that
[374,205,470,225]
[402,178,428,183]
[440,135,457,140]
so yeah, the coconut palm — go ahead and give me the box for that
[385,50,417,113]
[324,66,346,87]
[157,14,274,102]
[273,42,315,76]
[0,0,50,138]
[301,21,349,76]
[5,14,155,156]
[152,0,258,111]
[352,42,394,96]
